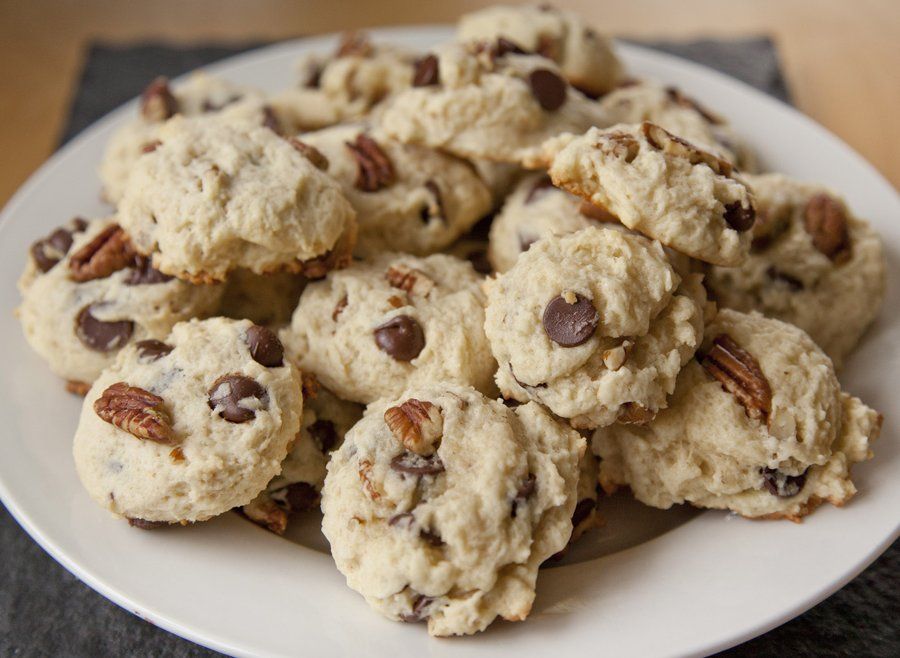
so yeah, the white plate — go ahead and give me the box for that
[0,25,898,658]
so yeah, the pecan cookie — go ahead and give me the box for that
[297,124,492,257]
[705,173,886,368]
[457,3,623,97]
[321,385,584,636]
[243,383,363,534]
[73,317,303,524]
[378,42,610,166]
[594,309,882,521]
[598,80,757,172]
[484,226,706,428]
[17,217,222,392]
[99,73,276,205]
[543,122,756,265]
[118,114,357,283]
[270,32,417,132]
[218,269,307,328]
[280,253,496,404]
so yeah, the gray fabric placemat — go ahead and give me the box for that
[2,37,896,657]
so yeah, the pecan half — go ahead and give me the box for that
[94,382,174,443]
[385,264,435,297]
[641,122,732,177]
[384,399,443,455]
[335,31,373,58]
[597,131,639,163]
[242,493,288,535]
[140,77,178,122]
[68,225,136,282]
[803,193,851,263]
[701,334,772,423]
[345,134,395,191]
[287,137,329,170]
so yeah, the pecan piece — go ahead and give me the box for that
[335,31,373,58]
[68,224,136,282]
[385,263,435,297]
[358,459,381,500]
[332,295,348,321]
[287,137,329,170]
[242,493,289,535]
[641,122,732,177]
[803,193,851,263]
[384,399,443,455]
[617,402,656,425]
[94,382,174,443]
[597,131,639,163]
[345,134,395,191]
[140,77,178,122]
[412,54,439,87]
[701,334,772,423]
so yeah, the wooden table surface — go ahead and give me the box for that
[0,0,898,206]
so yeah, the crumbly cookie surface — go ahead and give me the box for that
[17,217,223,388]
[545,122,756,265]
[298,124,492,257]
[705,173,885,368]
[321,385,584,636]
[118,114,357,282]
[280,253,496,404]
[594,309,882,520]
[73,317,303,523]
[484,226,706,428]
[379,42,610,165]
[457,4,623,97]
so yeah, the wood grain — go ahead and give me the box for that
[0,0,897,205]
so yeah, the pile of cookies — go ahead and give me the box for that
[16,3,885,638]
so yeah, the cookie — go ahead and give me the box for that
[73,317,303,524]
[99,73,274,205]
[17,217,223,392]
[297,124,492,256]
[242,382,363,534]
[544,121,756,265]
[598,81,757,171]
[484,226,706,428]
[379,42,610,166]
[457,3,623,97]
[118,114,357,283]
[218,269,307,328]
[705,173,885,368]
[594,309,882,521]
[321,384,584,636]
[280,253,496,404]
[270,32,416,132]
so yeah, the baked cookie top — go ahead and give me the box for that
[484,226,706,428]
[594,308,882,520]
[544,121,756,265]
[118,114,357,282]
[280,252,496,404]
[73,317,303,524]
[321,384,584,636]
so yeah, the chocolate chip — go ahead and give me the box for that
[571,498,596,528]
[75,305,134,352]
[465,248,492,275]
[135,339,173,362]
[308,419,337,452]
[420,528,444,547]
[542,294,599,347]
[127,518,169,530]
[400,594,434,623]
[390,452,444,476]
[31,228,75,273]
[412,54,439,86]
[207,374,268,423]
[125,255,172,285]
[528,69,567,111]
[374,315,425,361]
[283,482,319,512]
[511,472,537,518]
[761,467,808,498]
[723,201,755,232]
[140,77,178,122]
[245,324,284,367]
[524,174,554,204]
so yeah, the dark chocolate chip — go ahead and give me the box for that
[511,472,537,518]
[412,54,439,87]
[761,467,808,498]
[528,68,567,111]
[284,482,320,512]
[308,419,338,452]
[374,315,425,361]
[390,452,444,476]
[30,219,87,273]
[135,339,173,362]
[75,304,134,352]
[125,255,172,285]
[207,374,268,423]
[723,201,756,232]
[245,324,284,367]
[542,294,599,347]
[420,528,444,547]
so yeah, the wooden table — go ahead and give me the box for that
[0,0,898,206]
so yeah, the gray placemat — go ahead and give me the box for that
[2,37,896,657]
